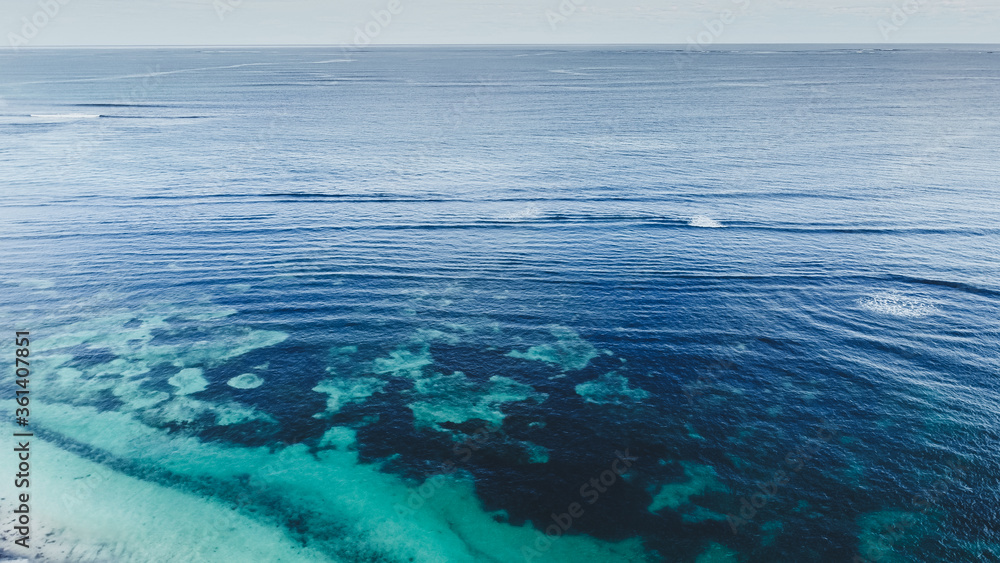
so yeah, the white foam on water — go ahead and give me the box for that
[8,278,56,289]
[575,372,650,405]
[858,290,937,318]
[689,216,725,228]
[496,204,542,222]
[228,373,264,389]
[30,113,101,120]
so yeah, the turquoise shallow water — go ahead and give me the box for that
[1,47,999,562]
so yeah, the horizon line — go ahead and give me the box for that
[2,42,999,50]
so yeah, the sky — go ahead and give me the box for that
[2,0,998,48]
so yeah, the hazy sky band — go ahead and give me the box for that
[2,0,999,47]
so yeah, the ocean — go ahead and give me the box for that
[1,46,998,562]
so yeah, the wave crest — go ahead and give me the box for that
[30,113,101,119]
[496,204,542,222]
[689,216,724,228]
[858,290,936,318]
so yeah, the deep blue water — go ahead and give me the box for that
[1,47,999,562]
